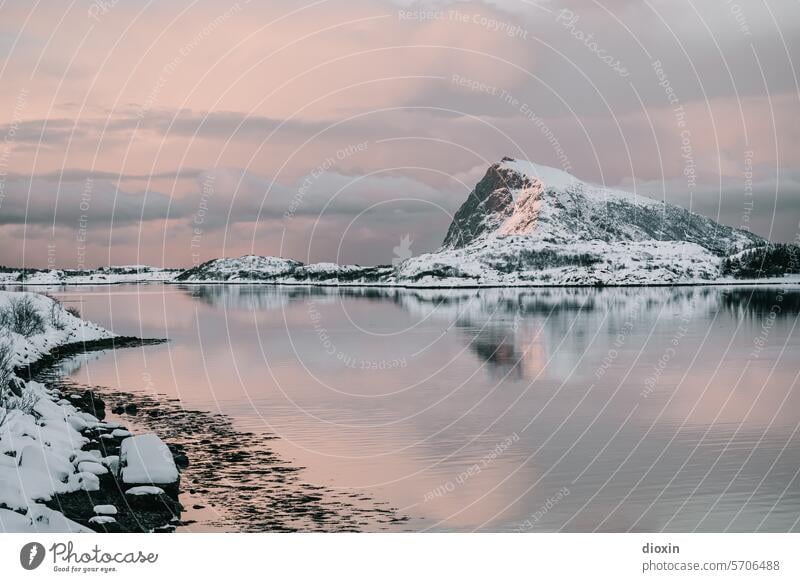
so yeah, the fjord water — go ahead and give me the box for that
[60,284,800,532]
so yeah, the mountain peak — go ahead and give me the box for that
[496,157,581,192]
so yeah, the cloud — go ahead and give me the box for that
[0,178,185,228]
[3,167,204,182]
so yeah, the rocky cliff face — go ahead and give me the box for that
[442,158,532,249]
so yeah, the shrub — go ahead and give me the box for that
[0,334,13,404]
[6,389,39,415]
[65,305,81,318]
[48,301,66,330]
[722,244,800,279]
[0,296,46,337]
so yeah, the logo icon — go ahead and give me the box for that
[20,542,45,570]
[392,234,414,266]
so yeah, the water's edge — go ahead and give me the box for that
[31,338,409,532]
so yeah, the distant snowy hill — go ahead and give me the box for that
[175,255,393,284]
[175,255,302,282]
[0,265,181,285]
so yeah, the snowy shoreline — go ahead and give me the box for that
[163,276,800,289]
[0,291,177,533]
[3,272,797,289]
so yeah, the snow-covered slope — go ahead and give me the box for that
[0,291,114,368]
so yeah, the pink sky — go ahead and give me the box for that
[0,0,797,268]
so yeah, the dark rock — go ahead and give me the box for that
[84,390,106,420]
[8,377,24,397]
[88,519,129,533]
[125,490,182,514]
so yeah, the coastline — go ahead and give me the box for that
[3,276,798,289]
[14,338,182,533]
[164,277,800,289]
[1,295,407,533]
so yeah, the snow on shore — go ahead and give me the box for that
[0,291,113,368]
[0,266,180,286]
[0,291,175,532]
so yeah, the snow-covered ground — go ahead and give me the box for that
[0,266,180,286]
[170,249,800,288]
[0,291,176,532]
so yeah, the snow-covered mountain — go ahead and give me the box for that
[442,157,762,253]
[397,157,767,286]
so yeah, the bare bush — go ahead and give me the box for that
[65,305,81,319]
[48,301,66,330]
[0,333,13,392]
[0,296,45,337]
[41,293,67,329]
[6,389,40,415]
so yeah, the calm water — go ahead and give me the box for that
[52,284,800,532]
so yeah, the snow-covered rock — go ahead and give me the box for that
[89,515,117,525]
[78,461,109,475]
[119,434,179,487]
[125,485,165,496]
[93,504,118,515]
[3,504,92,533]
